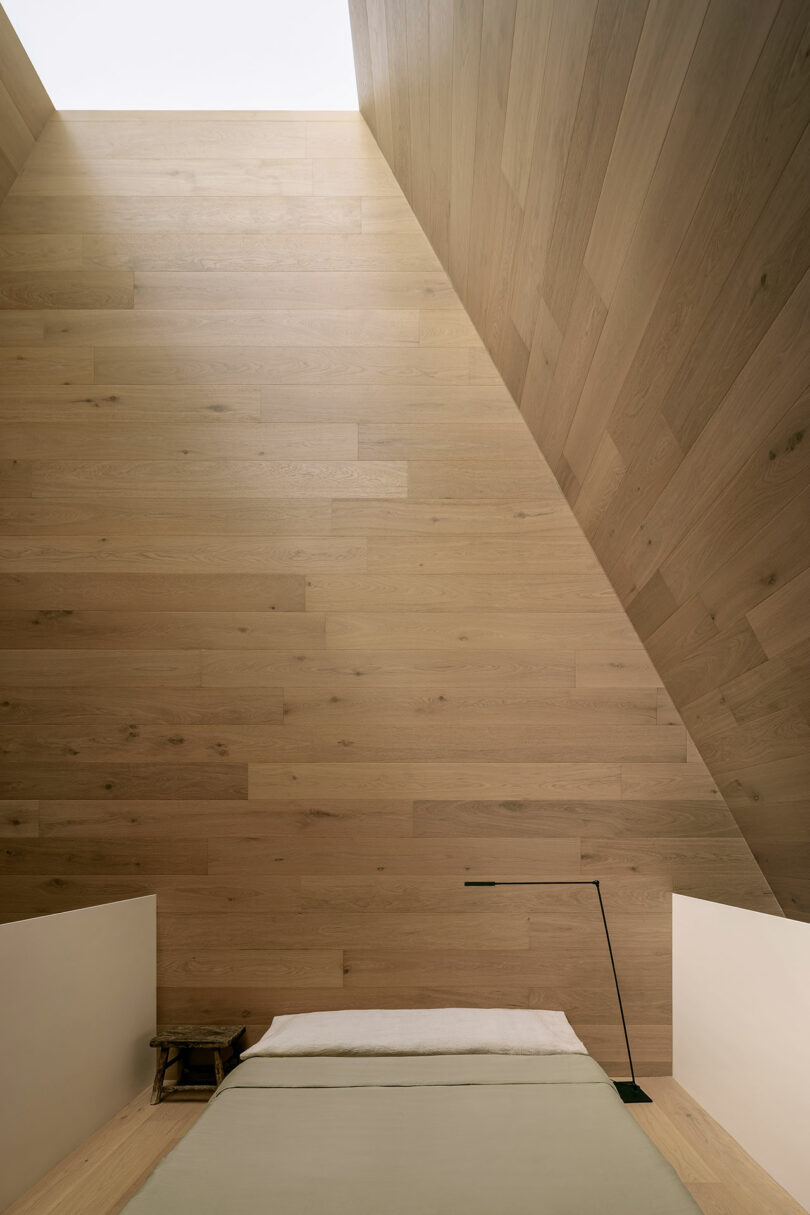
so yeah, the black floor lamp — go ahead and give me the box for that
[464,878,651,1104]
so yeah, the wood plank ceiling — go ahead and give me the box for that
[349,0,810,920]
[0,8,783,1076]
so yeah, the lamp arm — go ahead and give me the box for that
[463,878,651,1103]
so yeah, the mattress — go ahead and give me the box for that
[122,1054,701,1213]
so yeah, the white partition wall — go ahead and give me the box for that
[673,894,810,1211]
[0,896,156,1211]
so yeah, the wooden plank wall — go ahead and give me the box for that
[0,104,780,1076]
[349,0,810,920]
[0,3,52,204]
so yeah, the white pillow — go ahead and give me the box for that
[241,1008,587,1059]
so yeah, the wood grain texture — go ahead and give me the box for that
[2,1088,205,1215]
[0,100,779,1077]
[0,4,53,205]
[350,0,810,918]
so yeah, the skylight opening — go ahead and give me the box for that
[4,0,359,110]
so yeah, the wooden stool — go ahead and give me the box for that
[149,1024,246,1104]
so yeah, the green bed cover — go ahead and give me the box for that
[122,1054,701,1213]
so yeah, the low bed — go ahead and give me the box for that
[123,1010,700,1214]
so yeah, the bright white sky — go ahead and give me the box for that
[5,0,359,110]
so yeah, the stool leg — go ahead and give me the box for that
[175,1046,186,1087]
[213,1048,225,1087]
[151,1046,169,1105]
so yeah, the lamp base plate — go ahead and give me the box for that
[614,1081,652,1104]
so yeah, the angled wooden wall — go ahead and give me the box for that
[0,99,780,1077]
[349,0,810,920]
[0,3,52,204]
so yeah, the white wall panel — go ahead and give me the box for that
[673,894,810,1211]
[0,897,156,1210]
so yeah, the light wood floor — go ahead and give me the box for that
[4,1078,804,1215]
